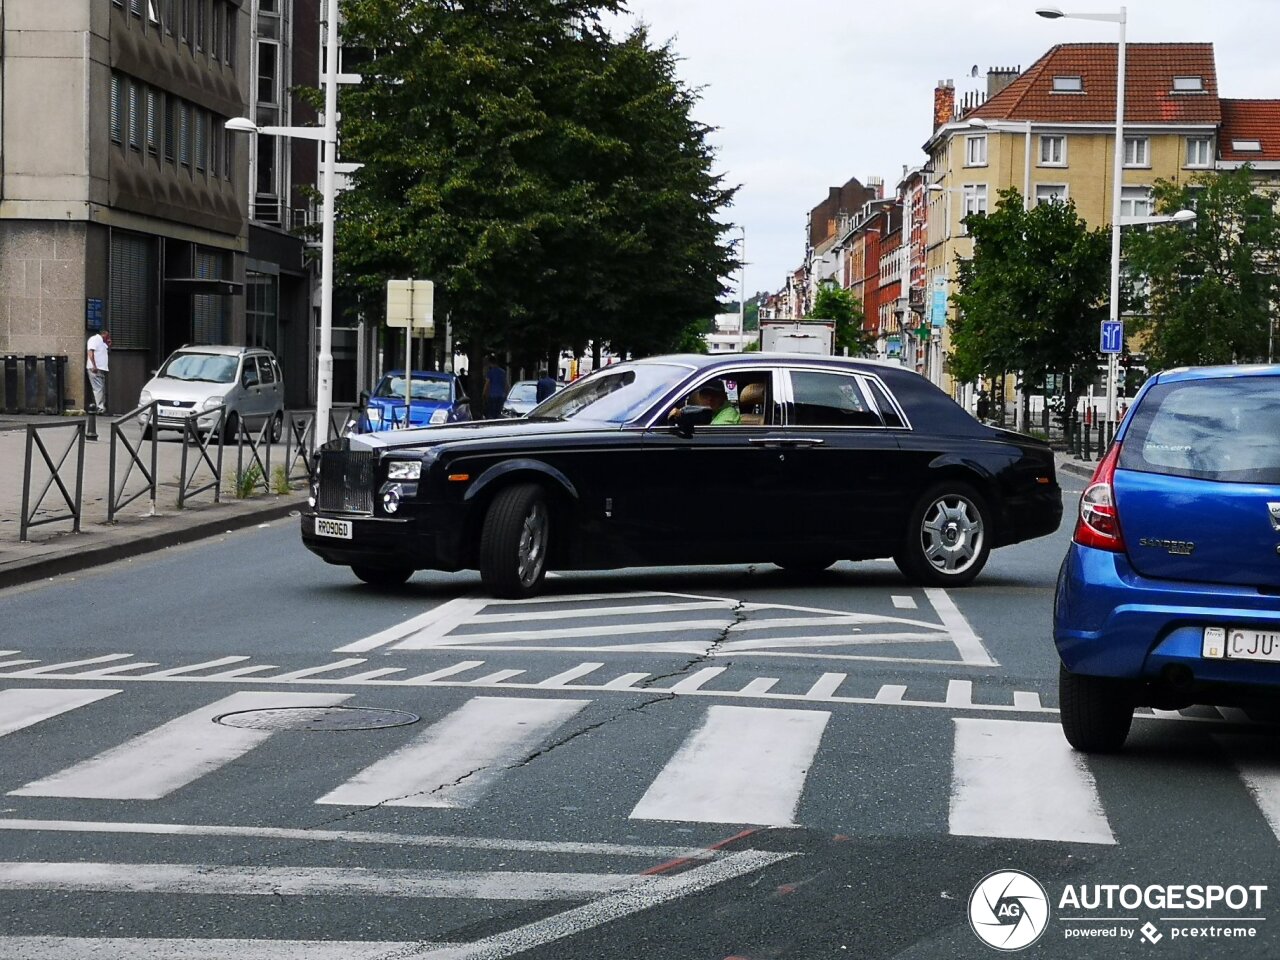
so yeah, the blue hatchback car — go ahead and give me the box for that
[1055,365,1280,751]
[360,370,472,432]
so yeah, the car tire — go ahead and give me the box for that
[1058,663,1135,753]
[351,566,414,588]
[219,411,240,443]
[894,482,992,587]
[479,484,551,599]
[270,411,284,443]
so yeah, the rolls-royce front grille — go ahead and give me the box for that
[318,450,375,514]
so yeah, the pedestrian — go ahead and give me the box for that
[86,326,110,413]
[535,368,557,404]
[483,356,507,420]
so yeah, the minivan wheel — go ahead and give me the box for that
[1059,663,1136,753]
[479,484,551,599]
[351,565,413,588]
[270,411,284,443]
[894,482,991,587]
[219,411,240,442]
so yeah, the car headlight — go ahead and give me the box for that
[382,483,403,514]
[202,396,223,410]
[386,461,422,480]
[140,390,153,405]
[366,406,381,422]
[430,408,448,425]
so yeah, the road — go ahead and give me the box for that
[2,475,1280,958]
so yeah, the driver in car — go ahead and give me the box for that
[669,379,740,426]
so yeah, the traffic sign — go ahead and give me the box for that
[1100,320,1124,354]
[386,279,435,333]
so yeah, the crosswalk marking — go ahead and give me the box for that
[469,669,526,684]
[738,677,778,695]
[603,672,650,689]
[403,661,485,684]
[267,659,368,681]
[630,705,830,826]
[668,667,726,692]
[316,696,589,809]
[805,672,846,699]
[146,657,250,678]
[68,662,160,678]
[10,691,351,800]
[945,679,973,707]
[537,663,604,687]
[1217,734,1280,842]
[949,718,1115,845]
[0,689,120,739]
[892,595,918,609]
[335,596,490,654]
[4,654,135,676]
[874,684,907,702]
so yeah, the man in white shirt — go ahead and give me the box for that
[86,327,110,413]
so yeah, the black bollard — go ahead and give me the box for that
[2,356,16,413]
[22,355,38,413]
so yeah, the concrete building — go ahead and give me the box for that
[0,0,251,413]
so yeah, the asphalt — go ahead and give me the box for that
[0,408,1098,590]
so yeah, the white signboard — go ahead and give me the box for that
[386,279,435,333]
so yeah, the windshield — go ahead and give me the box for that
[159,353,239,383]
[373,376,452,402]
[532,363,690,423]
[508,383,538,402]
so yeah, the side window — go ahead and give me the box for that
[257,356,275,384]
[271,358,283,384]
[790,370,883,427]
[864,377,906,428]
[677,370,775,426]
[241,359,260,388]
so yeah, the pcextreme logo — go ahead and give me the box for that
[969,870,1050,951]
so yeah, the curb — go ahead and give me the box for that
[0,496,308,590]
[1058,460,1096,481]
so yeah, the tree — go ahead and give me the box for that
[809,280,870,355]
[1123,167,1280,369]
[949,188,1111,413]
[328,1,735,380]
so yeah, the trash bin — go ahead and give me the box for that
[44,355,65,415]
[2,355,16,413]
[22,355,38,413]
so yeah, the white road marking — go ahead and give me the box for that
[467,600,737,624]
[317,696,589,808]
[603,672,650,689]
[0,689,120,738]
[204,664,280,679]
[738,677,779,695]
[394,618,736,648]
[144,657,251,678]
[536,663,604,687]
[338,668,408,682]
[804,673,846,700]
[68,662,161,678]
[949,718,1115,844]
[892,595,918,609]
[667,667,727,693]
[1013,691,1043,710]
[469,669,526,685]
[336,597,491,653]
[925,589,997,666]
[1216,735,1280,842]
[631,705,830,825]
[4,654,135,676]
[0,861,641,900]
[267,659,368,681]
[11,691,351,800]
[945,679,973,707]
[0,818,716,859]
[874,685,907,703]
[403,661,486,684]
[0,937,461,960]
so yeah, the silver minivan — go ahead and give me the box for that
[139,346,285,440]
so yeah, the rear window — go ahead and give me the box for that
[1120,377,1280,483]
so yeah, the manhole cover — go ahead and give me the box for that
[212,706,420,731]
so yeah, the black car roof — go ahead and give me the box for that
[641,353,914,376]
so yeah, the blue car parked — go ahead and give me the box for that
[1055,365,1280,751]
[360,370,472,431]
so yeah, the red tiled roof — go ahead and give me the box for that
[1219,99,1280,161]
[969,43,1220,125]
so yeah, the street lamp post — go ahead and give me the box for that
[226,0,344,446]
[1037,5,1127,427]
[738,225,746,336]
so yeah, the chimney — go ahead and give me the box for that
[987,66,1021,99]
[933,80,955,131]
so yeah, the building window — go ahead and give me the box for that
[179,102,191,166]
[965,135,987,167]
[1052,76,1083,92]
[1186,137,1212,167]
[1036,184,1068,205]
[128,81,141,150]
[1232,139,1263,153]
[110,75,122,144]
[195,109,206,171]
[165,0,175,34]
[1123,136,1149,167]
[962,184,988,229]
[195,0,206,50]
[146,89,157,154]
[212,3,222,62]
[1120,186,1152,219]
[224,128,234,180]
[210,123,221,179]
[147,0,160,24]
[225,4,236,65]
[129,0,141,16]
[257,40,279,106]
[1172,76,1204,93]
[164,96,176,162]
[181,0,190,43]
[1039,135,1066,166]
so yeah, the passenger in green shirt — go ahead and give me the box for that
[698,380,741,426]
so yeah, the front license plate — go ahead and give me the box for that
[315,518,353,540]
[1216,627,1280,664]
[160,407,189,419]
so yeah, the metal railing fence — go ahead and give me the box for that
[19,422,86,541]
[107,401,159,522]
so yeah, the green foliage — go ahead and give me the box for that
[271,465,291,495]
[1123,167,1280,368]
[329,1,736,364]
[950,188,1110,398]
[809,281,870,356]
[234,464,264,500]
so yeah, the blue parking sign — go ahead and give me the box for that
[1100,320,1124,354]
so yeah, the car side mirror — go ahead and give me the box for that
[670,404,714,439]
[359,389,370,405]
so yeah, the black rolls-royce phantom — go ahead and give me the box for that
[301,354,1063,597]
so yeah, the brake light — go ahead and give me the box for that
[1074,443,1126,552]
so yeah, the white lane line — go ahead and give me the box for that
[0,689,121,739]
[0,862,640,900]
[393,618,735,648]
[603,672,650,689]
[4,655,135,677]
[71,662,161,678]
[738,677,779,695]
[469,670,525,685]
[945,679,973,707]
[804,673,846,700]
[0,818,715,860]
[403,662,485,684]
[407,849,794,960]
[0,660,40,670]
[267,659,369,681]
[874,685,907,703]
[536,663,604,687]
[630,705,830,826]
[468,601,736,624]
[1216,735,1280,841]
[204,665,280,679]
[719,633,949,652]
[1013,691,1043,711]
[336,668,408,683]
[892,595,918,610]
[317,697,589,809]
[949,718,1115,845]
[926,589,997,667]
[484,590,732,606]
[667,667,727,693]
[11,691,351,800]
[144,657,251,678]
[335,597,490,654]
[0,937,462,960]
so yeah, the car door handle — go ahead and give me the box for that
[748,438,786,447]
[780,438,826,447]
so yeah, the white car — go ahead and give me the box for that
[139,346,285,441]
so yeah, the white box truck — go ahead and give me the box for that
[758,320,836,355]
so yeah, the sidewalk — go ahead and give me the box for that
[0,413,308,589]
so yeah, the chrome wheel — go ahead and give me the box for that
[920,494,985,575]
[517,501,549,587]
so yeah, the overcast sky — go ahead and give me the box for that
[605,0,1279,302]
